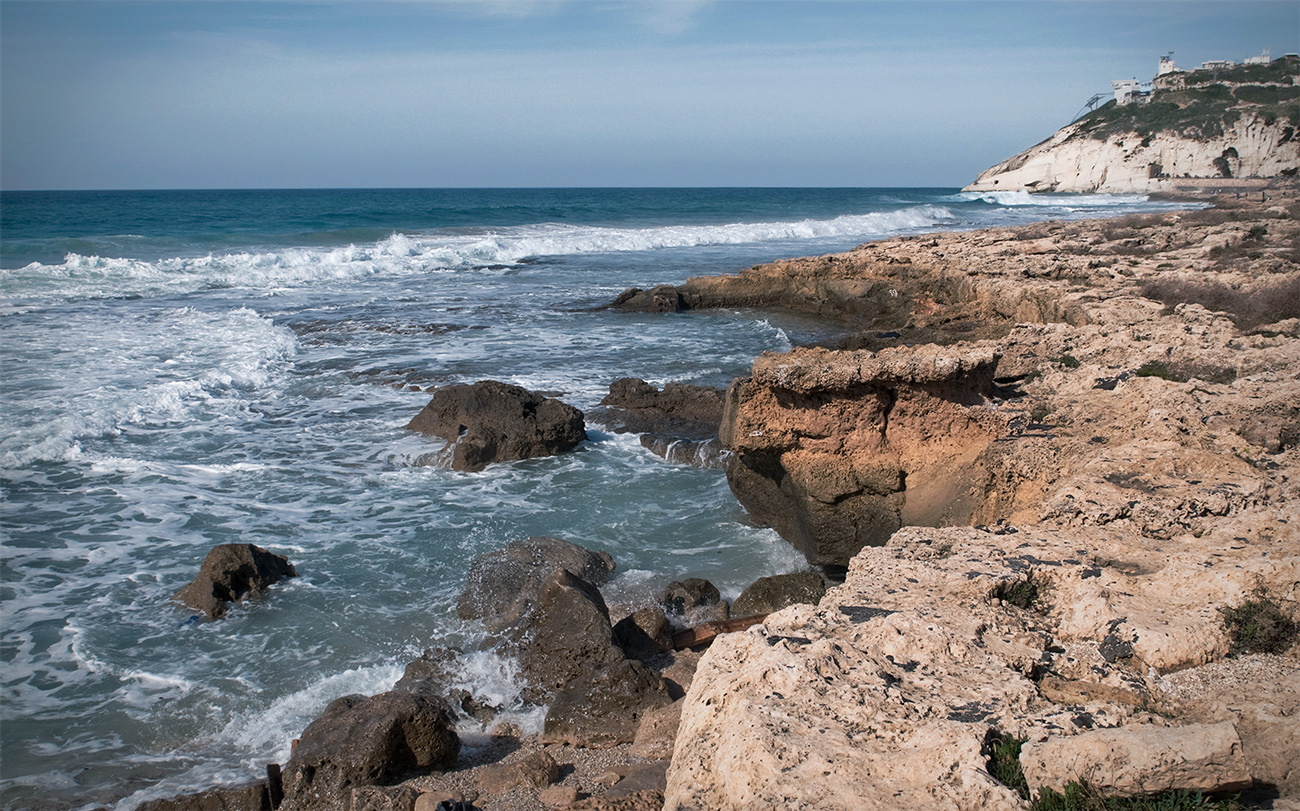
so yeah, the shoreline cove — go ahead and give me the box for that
[4,187,1298,811]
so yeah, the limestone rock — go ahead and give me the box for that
[629,700,683,760]
[732,572,827,617]
[542,659,675,748]
[1019,722,1252,797]
[964,110,1300,194]
[173,543,297,620]
[282,690,459,810]
[457,536,615,630]
[405,380,586,472]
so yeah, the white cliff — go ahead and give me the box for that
[964,110,1299,194]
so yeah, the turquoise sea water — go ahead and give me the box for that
[0,187,1194,809]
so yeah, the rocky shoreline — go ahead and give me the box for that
[151,189,1299,811]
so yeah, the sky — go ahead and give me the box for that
[1,1,1297,190]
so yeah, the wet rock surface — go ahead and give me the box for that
[406,380,587,472]
[173,543,297,620]
[457,536,616,631]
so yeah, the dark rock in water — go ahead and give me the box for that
[594,377,725,440]
[136,782,268,811]
[507,569,626,699]
[639,435,730,470]
[393,648,499,725]
[393,647,458,694]
[613,607,674,661]
[610,285,686,313]
[405,380,586,472]
[281,690,459,811]
[173,543,297,620]
[732,572,828,618]
[457,536,615,630]
[542,659,674,748]
[656,578,721,616]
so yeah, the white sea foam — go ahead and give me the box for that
[1,206,957,305]
[953,190,1152,207]
[1,307,297,466]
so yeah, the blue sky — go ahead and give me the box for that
[1,1,1296,189]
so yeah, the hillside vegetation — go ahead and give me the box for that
[1075,56,1300,143]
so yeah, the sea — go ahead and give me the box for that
[0,187,1196,809]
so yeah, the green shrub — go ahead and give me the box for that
[1221,588,1298,655]
[1035,783,1240,810]
[1056,355,1081,368]
[1135,361,1179,381]
[987,734,1029,797]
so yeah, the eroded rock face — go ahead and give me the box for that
[405,381,586,472]
[282,690,459,811]
[721,344,1003,567]
[173,543,297,620]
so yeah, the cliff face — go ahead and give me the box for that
[964,111,1300,194]
[660,197,1300,811]
[965,57,1300,193]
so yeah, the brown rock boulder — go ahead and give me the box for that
[474,750,562,794]
[406,381,586,472]
[613,607,674,662]
[507,569,626,699]
[732,572,827,618]
[173,543,297,620]
[281,690,459,810]
[542,659,675,748]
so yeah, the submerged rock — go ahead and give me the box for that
[594,377,725,440]
[173,543,297,620]
[136,782,269,811]
[282,690,459,811]
[406,380,586,472]
[457,536,616,630]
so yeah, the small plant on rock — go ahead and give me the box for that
[1220,587,1298,655]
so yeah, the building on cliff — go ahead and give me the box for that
[964,53,1300,193]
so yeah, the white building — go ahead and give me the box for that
[1244,48,1271,66]
[1201,59,1236,71]
[1157,54,1179,76]
[1111,79,1152,105]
